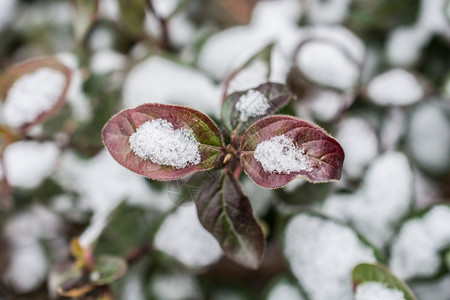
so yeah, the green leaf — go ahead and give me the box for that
[222,82,295,133]
[48,262,94,298]
[118,0,146,38]
[352,263,417,300]
[446,250,450,271]
[194,170,265,269]
[91,255,128,285]
[102,103,225,180]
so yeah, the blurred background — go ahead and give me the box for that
[1,0,450,299]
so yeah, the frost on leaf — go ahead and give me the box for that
[129,119,201,169]
[240,115,344,188]
[0,57,71,129]
[222,82,294,132]
[236,90,270,122]
[254,135,313,174]
[102,103,224,180]
[355,282,406,300]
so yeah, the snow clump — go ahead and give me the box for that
[129,119,201,169]
[235,89,270,122]
[355,282,405,300]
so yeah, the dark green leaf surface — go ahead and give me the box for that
[194,171,265,269]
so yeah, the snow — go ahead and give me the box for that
[304,0,351,24]
[154,205,223,268]
[284,214,376,300]
[123,56,220,116]
[3,141,60,189]
[3,205,64,293]
[1,68,67,128]
[267,281,305,300]
[235,89,270,122]
[227,59,269,94]
[151,0,181,18]
[367,69,424,106]
[150,272,202,300]
[99,0,119,21]
[336,117,378,179]
[0,0,17,31]
[386,27,430,66]
[296,40,360,90]
[307,90,348,122]
[411,275,450,300]
[241,177,273,217]
[90,49,127,74]
[323,152,413,248]
[389,205,450,280]
[355,282,405,300]
[254,135,313,174]
[129,119,201,169]
[407,101,450,175]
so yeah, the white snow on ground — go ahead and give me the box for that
[235,89,270,122]
[0,0,17,31]
[129,119,201,169]
[99,0,119,21]
[323,152,413,248]
[3,141,60,189]
[295,40,360,90]
[1,68,66,128]
[197,0,301,81]
[390,205,450,281]
[304,0,351,25]
[284,214,376,300]
[336,117,378,179]
[150,272,202,300]
[411,275,450,300]
[407,101,450,175]
[123,56,220,116]
[267,280,304,300]
[2,205,64,293]
[355,282,405,300]
[386,0,450,66]
[367,69,424,106]
[380,108,407,151]
[254,135,313,174]
[227,60,269,94]
[151,0,181,19]
[90,49,127,74]
[55,150,174,247]
[306,90,348,122]
[154,205,223,268]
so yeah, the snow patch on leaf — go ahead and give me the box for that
[129,119,201,169]
[389,205,450,280]
[284,214,376,300]
[236,89,270,122]
[154,205,223,268]
[2,68,66,128]
[355,282,406,300]
[367,69,424,106]
[254,135,313,174]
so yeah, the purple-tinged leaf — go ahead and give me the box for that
[195,171,265,269]
[222,82,295,133]
[1,57,71,131]
[240,115,344,188]
[102,103,225,180]
[352,263,417,300]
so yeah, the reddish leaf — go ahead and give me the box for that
[240,115,344,188]
[195,170,265,269]
[102,103,225,180]
[1,57,71,131]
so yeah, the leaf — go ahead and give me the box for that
[49,262,94,298]
[194,170,265,269]
[91,255,127,285]
[1,57,71,130]
[102,103,225,180]
[221,82,295,133]
[118,0,146,38]
[446,250,450,271]
[240,115,344,188]
[352,263,417,300]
